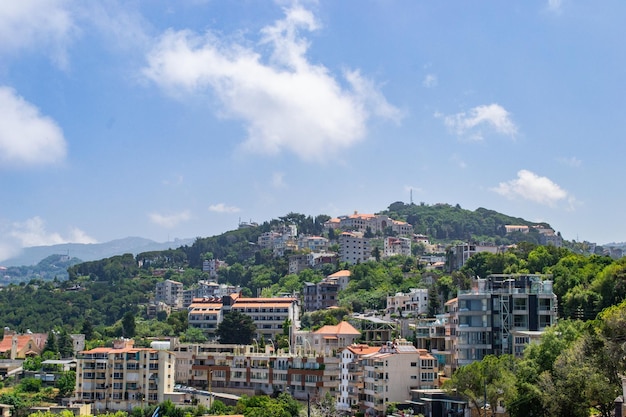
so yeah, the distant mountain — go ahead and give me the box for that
[0,236,195,267]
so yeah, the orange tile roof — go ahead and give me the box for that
[345,345,380,355]
[314,321,361,336]
[0,334,47,353]
[327,270,351,278]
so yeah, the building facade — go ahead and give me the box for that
[339,232,371,265]
[75,339,175,412]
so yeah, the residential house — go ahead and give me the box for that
[385,288,429,317]
[0,329,47,359]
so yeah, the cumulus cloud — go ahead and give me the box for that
[149,210,191,228]
[492,170,570,207]
[441,103,518,141]
[208,203,241,214]
[0,0,76,68]
[142,4,401,161]
[0,87,67,168]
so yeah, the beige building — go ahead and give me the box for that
[75,339,175,412]
[188,294,300,342]
[338,344,381,413]
[361,340,438,416]
[169,340,340,402]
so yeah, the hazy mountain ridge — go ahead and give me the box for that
[0,236,195,267]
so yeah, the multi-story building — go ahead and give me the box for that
[385,288,429,317]
[169,340,340,402]
[337,344,381,414]
[298,235,330,252]
[447,243,500,271]
[202,259,228,278]
[295,321,361,357]
[361,340,438,416]
[339,232,371,265]
[75,339,175,412]
[326,212,414,236]
[155,279,184,309]
[288,254,310,275]
[182,281,241,308]
[188,294,300,342]
[302,270,350,312]
[383,237,411,258]
[455,274,557,367]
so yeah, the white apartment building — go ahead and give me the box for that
[202,259,228,278]
[339,232,371,265]
[155,279,184,309]
[338,344,381,413]
[383,237,412,258]
[298,235,330,252]
[386,288,429,317]
[75,339,175,412]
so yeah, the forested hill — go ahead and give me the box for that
[382,201,553,242]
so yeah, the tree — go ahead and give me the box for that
[181,328,208,343]
[57,329,74,358]
[216,311,256,344]
[43,330,58,356]
[122,312,136,338]
[56,370,76,397]
[81,319,95,340]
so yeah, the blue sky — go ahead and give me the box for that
[1,0,625,261]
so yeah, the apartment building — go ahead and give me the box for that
[182,281,241,308]
[155,279,184,309]
[75,339,175,412]
[455,274,557,367]
[383,236,412,258]
[297,235,330,252]
[385,288,429,317]
[202,259,228,278]
[337,344,381,414]
[169,340,340,402]
[339,232,371,265]
[447,243,500,271]
[188,294,300,342]
[361,340,438,416]
[302,270,351,312]
[326,212,414,236]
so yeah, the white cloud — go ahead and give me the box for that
[423,74,438,88]
[0,0,76,68]
[142,4,401,161]
[149,210,191,228]
[450,154,467,169]
[442,103,518,141]
[208,203,241,214]
[547,0,563,13]
[9,216,96,247]
[492,170,569,207]
[0,87,67,168]
[558,156,581,168]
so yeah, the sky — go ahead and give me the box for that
[1,0,625,261]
